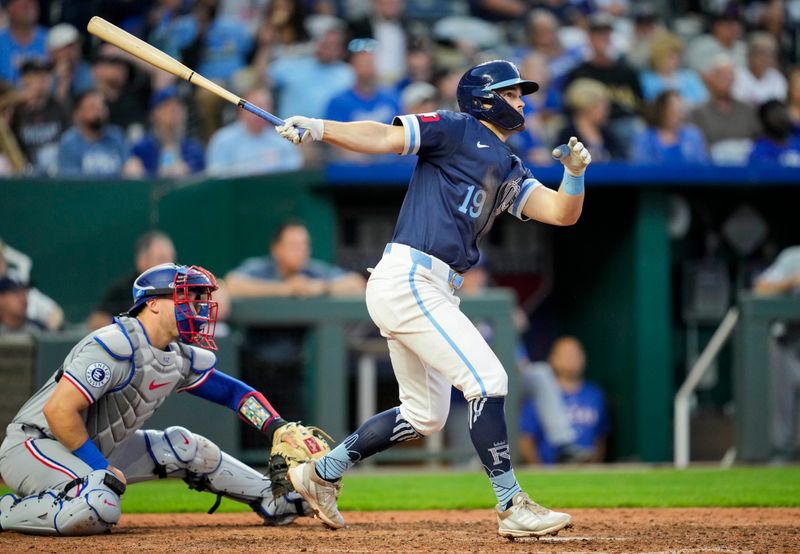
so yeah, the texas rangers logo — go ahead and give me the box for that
[86,362,111,388]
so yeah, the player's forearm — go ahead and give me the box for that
[328,273,367,296]
[224,274,292,297]
[44,403,91,451]
[753,278,795,296]
[322,120,402,154]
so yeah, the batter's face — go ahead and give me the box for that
[498,85,524,115]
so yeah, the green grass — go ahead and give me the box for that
[2,466,798,513]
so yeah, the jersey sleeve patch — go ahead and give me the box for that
[392,114,421,156]
[509,178,543,220]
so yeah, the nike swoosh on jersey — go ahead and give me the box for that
[476,141,490,148]
[148,380,172,390]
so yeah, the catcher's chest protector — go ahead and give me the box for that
[85,317,194,454]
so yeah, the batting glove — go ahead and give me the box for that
[276,116,324,144]
[552,136,592,176]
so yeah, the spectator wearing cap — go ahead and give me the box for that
[400,81,437,114]
[56,89,128,177]
[347,0,409,86]
[324,39,400,126]
[562,12,644,157]
[0,275,45,336]
[10,58,69,174]
[732,32,788,106]
[685,4,747,74]
[91,46,152,139]
[0,0,47,85]
[123,87,204,178]
[748,100,800,166]
[269,21,354,120]
[640,30,708,108]
[688,54,761,164]
[47,23,93,109]
[206,86,302,176]
[625,2,663,71]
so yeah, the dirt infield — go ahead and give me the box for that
[1,508,798,553]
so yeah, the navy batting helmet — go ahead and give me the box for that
[456,60,539,131]
[129,263,219,350]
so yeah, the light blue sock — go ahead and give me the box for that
[490,469,522,508]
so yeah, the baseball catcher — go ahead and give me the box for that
[0,263,331,535]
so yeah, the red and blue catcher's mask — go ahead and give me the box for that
[128,263,219,350]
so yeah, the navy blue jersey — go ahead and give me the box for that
[391,111,541,273]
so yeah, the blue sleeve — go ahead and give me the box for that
[631,129,655,164]
[324,93,348,122]
[392,110,464,158]
[683,125,708,163]
[306,259,346,280]
[182,138,206,173]
[188,369,254,410]
[57,135,83,175]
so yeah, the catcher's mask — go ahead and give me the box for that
[129,263,219,350]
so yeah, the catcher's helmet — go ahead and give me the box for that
[456,60,539,131]
[128,263,219,350]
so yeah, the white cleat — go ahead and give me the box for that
[287,462,345,529]
[496,492,572,539]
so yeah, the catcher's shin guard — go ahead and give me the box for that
[145,427,307,525]
[0,470,124,536]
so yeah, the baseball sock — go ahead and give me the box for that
[468,396,522,509]
[315,407,420,482]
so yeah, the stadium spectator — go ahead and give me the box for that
[56,89,128,177]
[522,9,586,89]
[685,4,747,74]
[562,12,643,157]
[519,336,608,465]
[10,58,69,175]
[0,0,47,85]
[625,2,662,71]
[789,67,800,136]
[689,54,761,164]
[347,0,409,86]
[732,32,788,106]
[750,0,799,67]
[225,220,366,299]
[224,220,366,426]
[206,87,302,176]
[640,30,708,108]
[556,78,625,162]
[87,231,176,330]
[123,86,204,178]
[393,38,435,94]
[0,80,23,175]
[432,66,462,112]
[632,90,708,165]
[46,23,93,109]
[246,0,312,83]
[0,237,63,330]
[748,100,800,166]
[269,20,353,120]
[324,39,400,124]
[400,80,437,114]
[91,47,152,139]
[753,245,800,462]
[0,275,45,336]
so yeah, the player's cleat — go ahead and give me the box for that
[287,461,345,529]
[496,492,572,538]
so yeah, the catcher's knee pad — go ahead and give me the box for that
[0,470,123,536]
[145,426,222,475]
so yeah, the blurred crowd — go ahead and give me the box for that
[1,0,800,178]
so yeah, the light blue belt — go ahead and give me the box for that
[384,243,464,290]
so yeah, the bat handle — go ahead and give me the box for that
[238,100,306,140]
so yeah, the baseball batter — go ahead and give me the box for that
[276,60,591,538]
[0,263,309,535]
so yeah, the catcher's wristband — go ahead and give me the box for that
[73,437,109,471]
[237,391,286,442]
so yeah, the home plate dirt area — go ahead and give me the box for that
[1,508,798,553]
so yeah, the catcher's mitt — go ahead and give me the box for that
[268,422,333,498]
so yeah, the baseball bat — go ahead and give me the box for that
[86,16,288,129]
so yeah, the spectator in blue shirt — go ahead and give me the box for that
[123,86,204,178]
[56,90,128,177]
[640,30,708,109]
[632,90,708,165]
[519,336,609,464]
[0,0,48,85]
[749,99,800,167]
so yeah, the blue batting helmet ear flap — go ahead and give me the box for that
[128,263,219,350]
[456,60,539,131]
